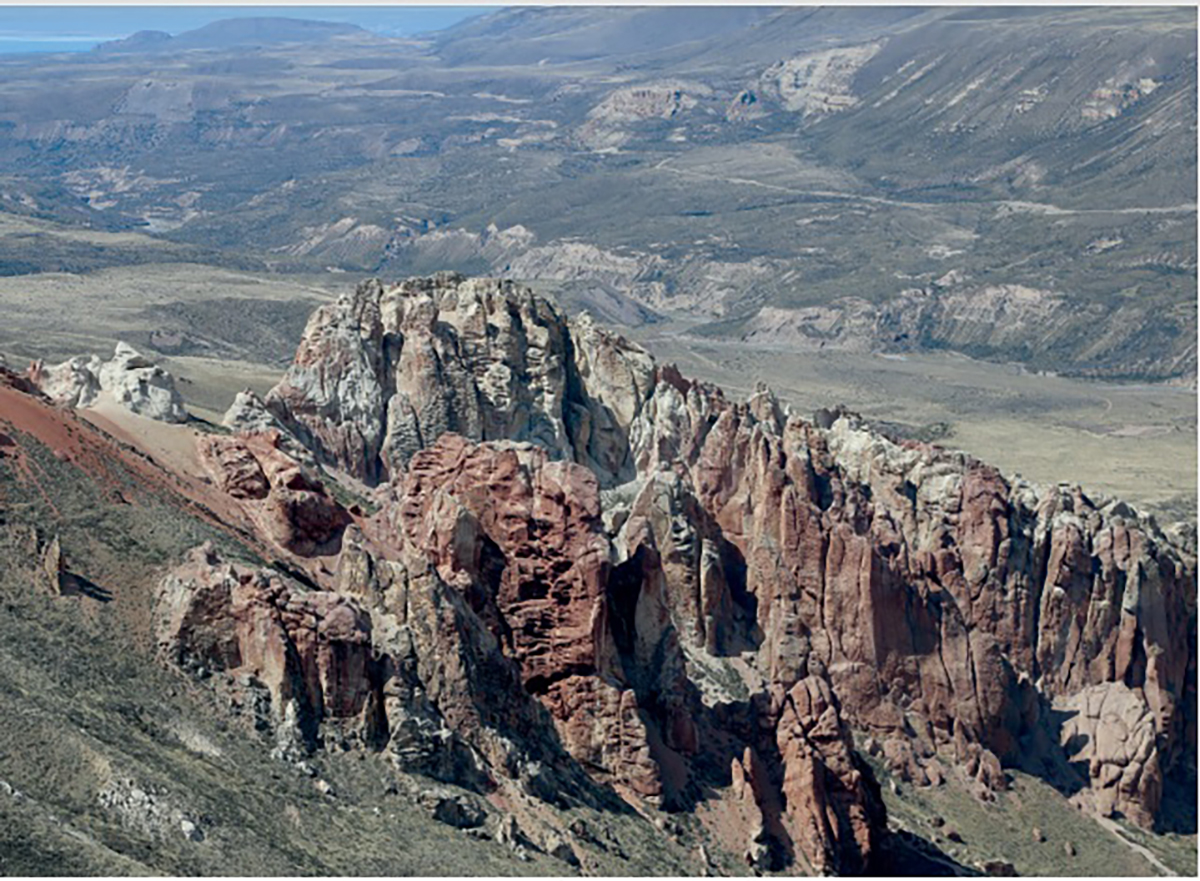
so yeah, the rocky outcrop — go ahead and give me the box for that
[154,543,383,749]
[577,82,707,150]
[98,776,204,843]
[1055,683,1163,827]
[263,274,655,486]
[181,275,1195,871]
[761,43,883,117]
[221,388,285,435]
[620,373,1194,827]
[29,342,187,422]
[197,430,349,556]
[334,429,882,868]
[776,676,883,875]
[156,523,630,805]
[380,434,668,799]
[30,355,102,408]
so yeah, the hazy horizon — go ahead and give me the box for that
[0,5,487,52]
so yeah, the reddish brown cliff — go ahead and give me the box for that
[152,276,1196,872]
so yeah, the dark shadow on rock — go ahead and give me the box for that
[1156,762,1197,835]
[59,571,112,602]
[1013,701,1089,800]
[868,827,980,876]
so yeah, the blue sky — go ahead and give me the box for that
[0,6,489,52]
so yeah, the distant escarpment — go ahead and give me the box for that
[731,282,1197,382]
[375,226,1196,383]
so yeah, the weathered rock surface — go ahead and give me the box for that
[776,676,883,874]
[160,276,1195,873]
[761,43,883,117]
[738,281,1197,380]
[262,274,655,486]
[380,434,667,799]
[29,355,102,408]
[154,543,383,749]
[197,430,350,556]
[29,342,187,422]
[221,388,285,435]
[619,371,1194,829]
[1055,683,1164,826]
[577,81,706,150]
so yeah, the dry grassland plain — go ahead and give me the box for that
[1,256,1192,522]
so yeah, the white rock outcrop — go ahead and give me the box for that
[762,43,883,117]
[263,273,657,486]
[30,342,188,423]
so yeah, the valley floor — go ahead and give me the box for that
[1,258,1192,523]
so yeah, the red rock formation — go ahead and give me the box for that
[381,434,665,797]
[630,382,1194,825]
[776,676,881,875]
[155,543,381,745]
[367,431,885,866]
[389,435,611,681]
[156,276,1196,871]
[197,430,349,557]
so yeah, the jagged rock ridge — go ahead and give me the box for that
[165,274,1196,873]
[261,273,653,487]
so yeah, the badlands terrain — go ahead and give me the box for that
[0,273,1196,876]
[0,5,1195,877]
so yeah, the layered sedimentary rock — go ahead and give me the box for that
[167,275,1194,872]
[29,341,187,422]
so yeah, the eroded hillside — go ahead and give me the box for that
[0,6,1194,380]
[1,275,1193,875]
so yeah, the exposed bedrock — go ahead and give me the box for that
[261,273,653,486]
[29,341,188,422]
[179,275,1195,871]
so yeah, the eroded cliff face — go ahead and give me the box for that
[262,273,653,487]
[161,275,1194,874]
[622,380,1194,830]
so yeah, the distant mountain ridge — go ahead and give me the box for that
[0,5,1193,384]
[94,16,369,53]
